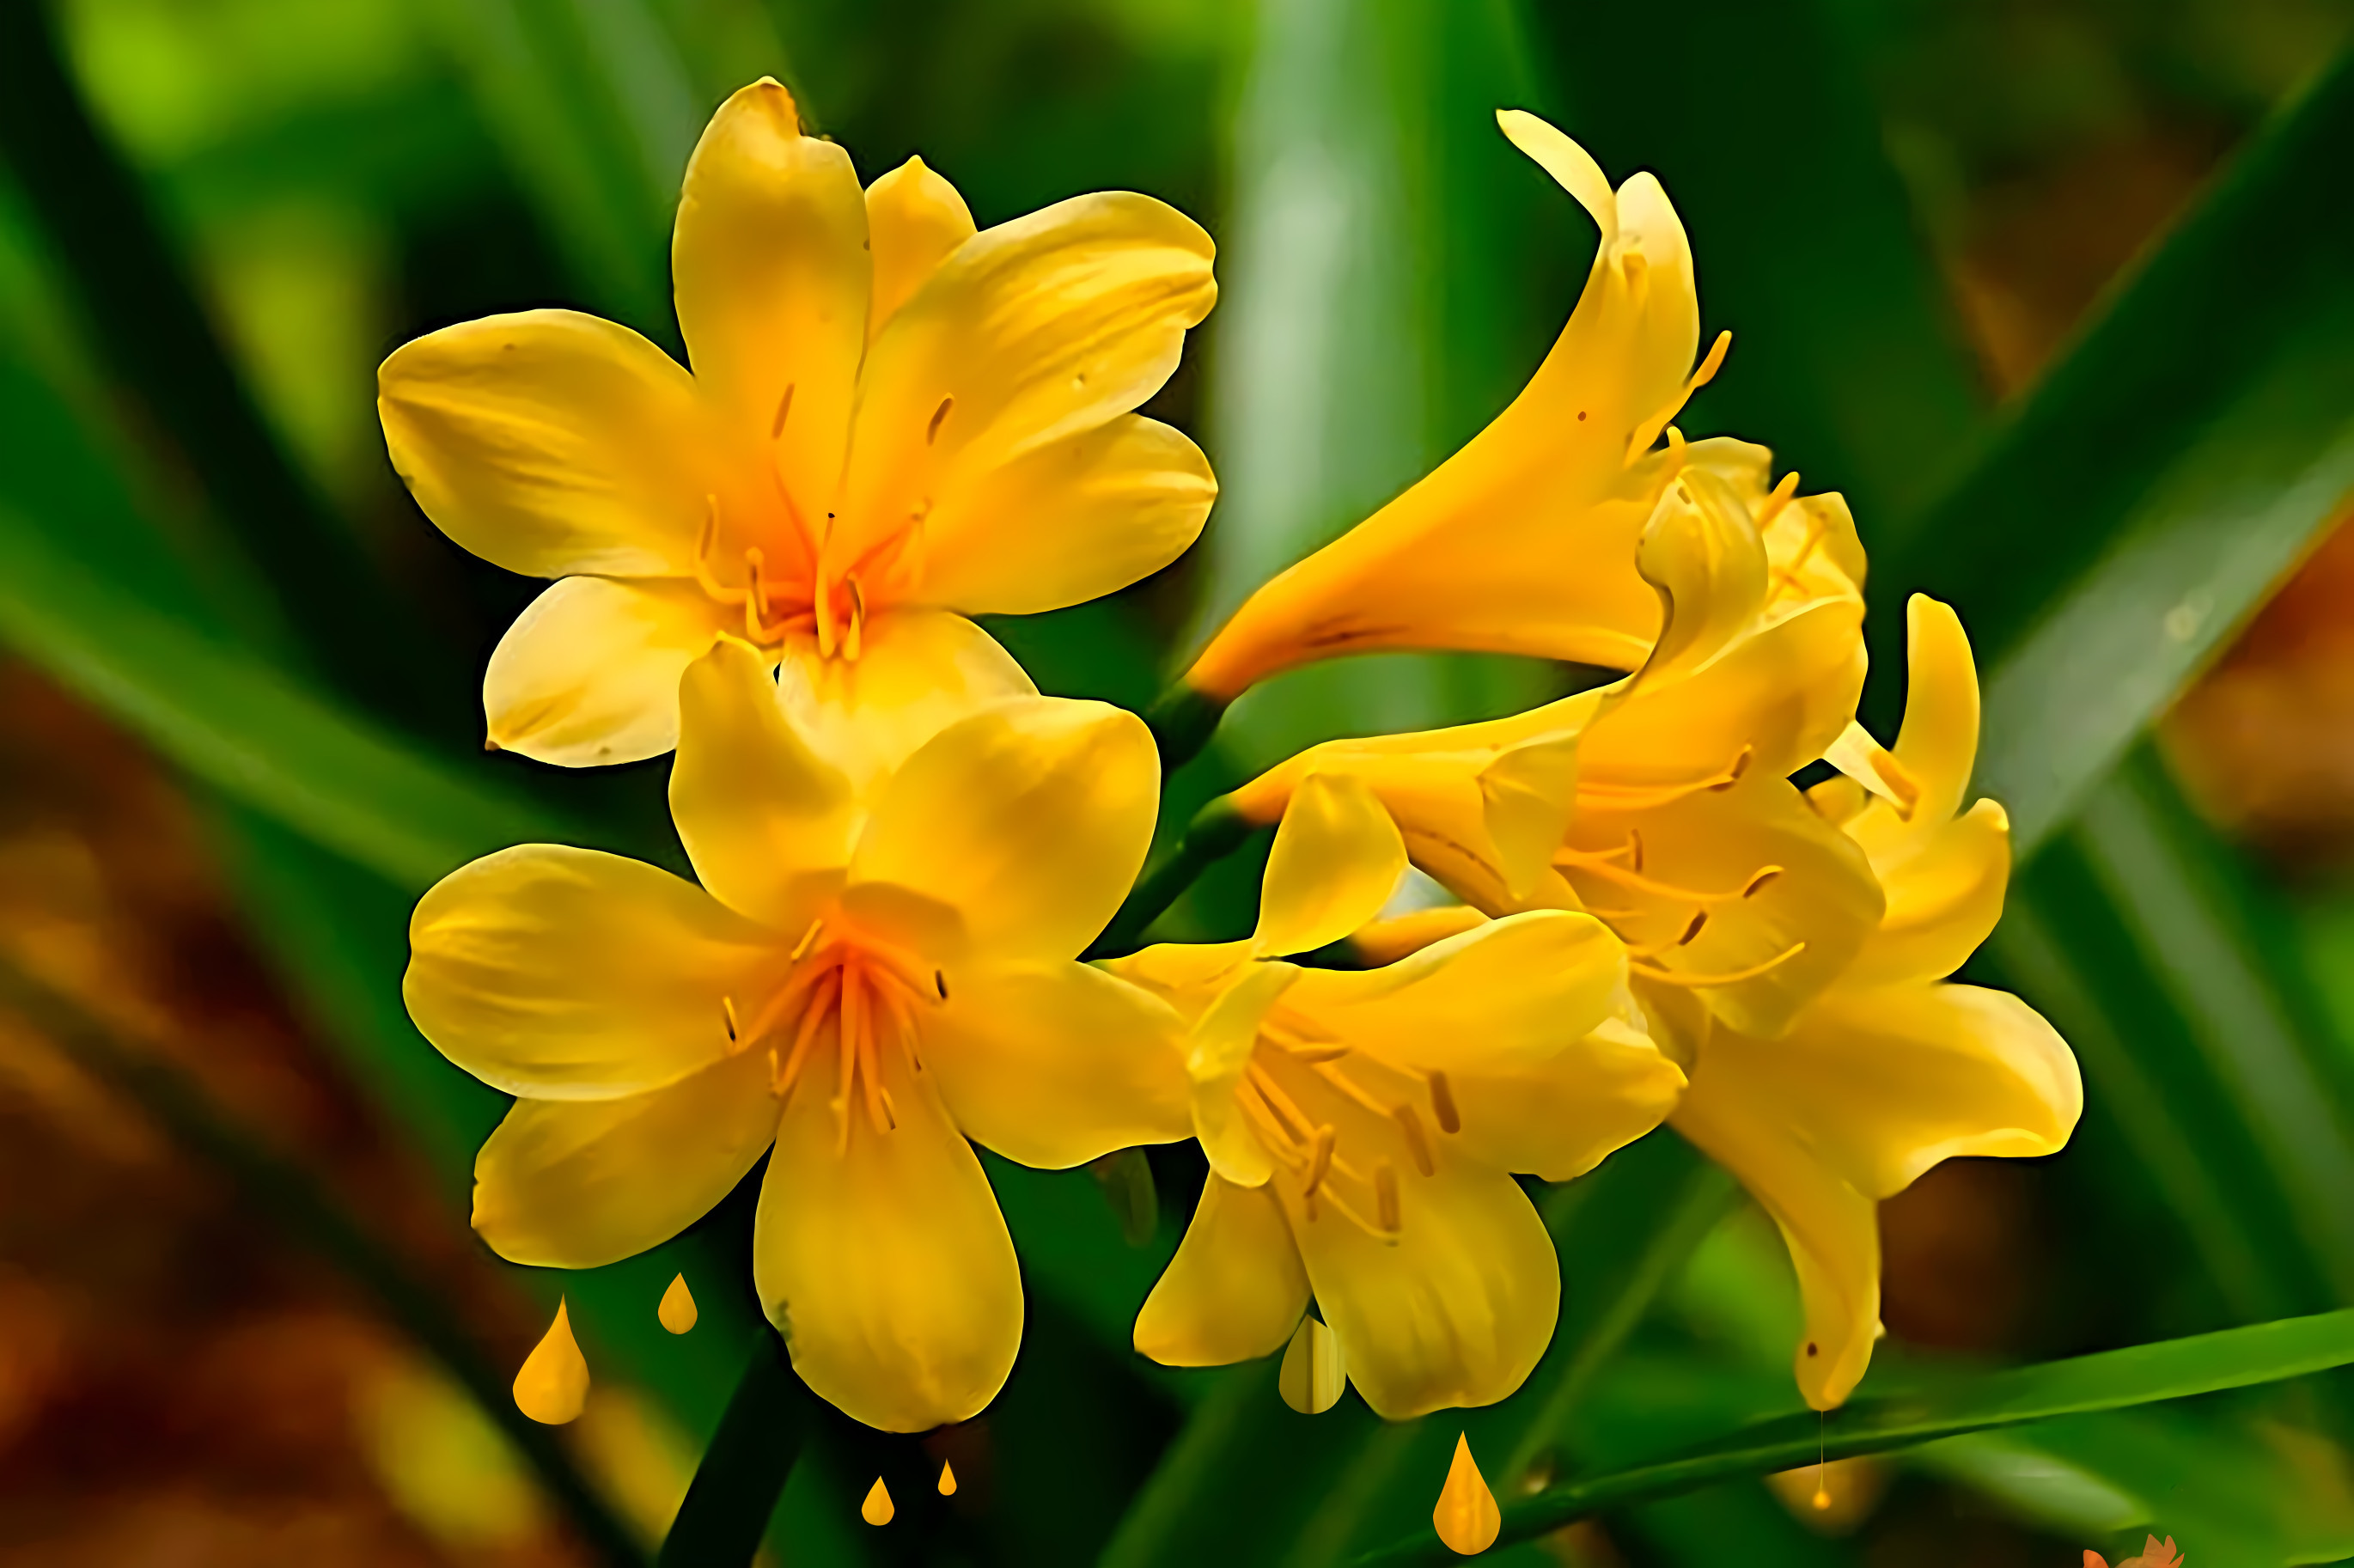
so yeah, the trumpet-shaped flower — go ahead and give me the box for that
[404,639,1189,1431]
[1226,466,1880,1040]
[1182,109,1721,704]
[381,79,1217,772]
[1113,776,1685,1418]
[1668,596,2081,1407]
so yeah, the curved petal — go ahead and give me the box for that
[1133,1175,1308,1367]
[406,845,773,1100]
[673,79,869,543]
[1282,1160,1558,1419]
[773,609,1037,798]
[473,1047,777,1267]
[1254,772,1406,958]
[920,414,1216,616]
[1444,1020,1685,1181]
[483,577,723,766]
[850,697,1160,964]
[380,309,713,578]
[866,156,975,342]
[830,191,1216,594]
[755,1040,1021,1431]
[921,961,1191,1168]
[672,638,855,930]
[1183,960,1296,1188]
[1845,799,2010,989]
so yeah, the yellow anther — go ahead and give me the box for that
[1375,1162,1401,1233]
[1393,1103,1436,1176]
[1302,1125,1337,1196]
[1755,468,1802,529]
[1424,1071,1461,1135]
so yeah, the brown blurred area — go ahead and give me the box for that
[0,666,600,1566]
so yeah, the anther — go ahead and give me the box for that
[742,547,778,644]
[1375,1162,1401,1233]
[1741,867,1784,898]
[1424,1071,1461,1135]
[723,996,741,1045]
[844,575,866,662]
[1677,911,1708,947]
[1393,1104,1436,1176]
[934,969,948,1001]
[927,396,954,444]
[1628,829,1645,875]
[771,383,796,439]
[1755,468,1802,529]
[1690,330,1732,394]
[1302,1125,1337,1196]
[1710,746,1754,791]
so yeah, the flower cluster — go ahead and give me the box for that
[385,82,2079,1434]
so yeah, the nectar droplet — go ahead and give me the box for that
[937,1460,957,1497]
[861,1475,894,1526]
[1812,1486,1831,1510]
[1278,1315,1347,1414]
[658,1273,698,1335]
[513,1296,588,1425]
[1433,1432,1500,1555]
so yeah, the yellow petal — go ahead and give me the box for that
[659,1274,698,1335]
[1254,772,1407,958]
[1183,960,1298,1187]
[1132,1174,1308,1366]
[473,1046,777,1266]
[1433,1431,1502,1555]
[514,1298,589,1425]
[379,309,713,579]
[849,697,1159,964]
[1100,937,1257,1011]
[919,414,1216,616]
[406,845,771,1100]
[829,191,1215,601]
[1350,905,1488,967]
[754,1041,1021,1432]
[1435,1018,1685,1182]
[1887,595,1980,828]
[672,638,855,930]
[483,577,723,766]
[865,156,976,342]
[1278,1314,1347,1414]
[1496,110,1616,247]
[1283,1157,1558,1418]
[1845,799,2010,989]
[1673,982,2080,1407]
[920,961,1191,1168]
[1625,467,1769,692]
[673,79,868,540]
[773,609,1037,798]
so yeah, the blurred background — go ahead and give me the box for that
[3,0,2354,1563]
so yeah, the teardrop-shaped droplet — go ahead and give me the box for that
[1433,1432,1500,1556]
[936,1460,958,1497]
[513,1296,588,1425]
[861,1475,894,1526]
[1278,1315,1346,1414]
[658,1272,698,1335]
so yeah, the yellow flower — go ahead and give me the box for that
[1226,464,1880,1040]
[1668,595,2081,1408]
[403,639,1189,1431]
[381,79,1217,772]
[1182,109,1727,705]
[1113,775,1685,1418]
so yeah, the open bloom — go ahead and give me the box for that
[1113,775,1685,1417]
[1181,109,1725,705]
[1226,460,1880,1040]
[404,639,1188,1431]
[381,79,1217,772]
[1668,596,2081,1407]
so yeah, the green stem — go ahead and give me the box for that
[0,949,648,1568]
[1143,682,1229,775]
[656,1331,811,1567]
[1087,798,1258,959]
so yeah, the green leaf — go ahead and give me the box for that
[1354,1306,2354,1564]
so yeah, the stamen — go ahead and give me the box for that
[1424,1071,1461,1135]
[1687,329,1732,394]
[1245,1065,1315,1146]
[934,969,948,1002]
[1302,1125,1337,1196]
[1309,1060,1396,1122]
[844,575,865,662]
[926,396,954,444]
[722,996,741,1048]
[772,970,838,1101]
[1271,1039,1353,1065]
[1742,867,1784,898]
[1375,1162,1401,1233]
[1393,1104,1436,1176]
[742,547,779,644]
[771,382,796,439]
[814,575,836,659]
[1631,942,1807,988]
[1754,469,1802,529]
[693,498,747,605]
[1710,746,1753,791]
[834,969,863,1155]
[858,993,893,1136]
[791,919,826,961]
[1676,910,1709,947]
[1575,747,1753,809]
[1558,852,1759,905]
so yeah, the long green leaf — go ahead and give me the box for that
[1355,1307,2354,1564]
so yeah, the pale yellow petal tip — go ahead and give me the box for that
[1278,1314,1348,1414]
[513,1296,588,1425]
[861,1475,895,1526]
[658,1272,698,1335]
[936,1460,957,1497]
[1494,107,1615,241]
[1434,1432,1502,1555]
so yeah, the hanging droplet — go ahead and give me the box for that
[513,1296,588,1425]
[1278,1315,1346,1414]
[1812,1485,1831,1510]
[861,1475,894,1526]
[1433,1432,1500,1556]
[936,1460,958,1498]
[658,1272,698,1335]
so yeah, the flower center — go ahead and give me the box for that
[721,922,941,1154]
[1555,830,1802,988]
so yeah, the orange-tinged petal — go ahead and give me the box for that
[754,1041,1020,1432]
[830,191,1215,600]
[1133,1174,1308,1366]
[406,845,771,1100]
[1181,959,1296,1188]
[672,638,855,930]
[380,309,713,578]
[773,609,1036,798]
[865,156,975,342]
[919,414,1215,616]
[673,79,868,551]
[849,697,1159,964]
[484,577,723,766]
[1253,772,1406,958]
[921,961,1190,1168]
[473,1047,777,1268]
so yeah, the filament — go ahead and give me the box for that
[1631,942,1806,988]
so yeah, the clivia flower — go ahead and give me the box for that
[403,638,1189,1431]
[1113,774,1685,1417]
[381,79,1217,775]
